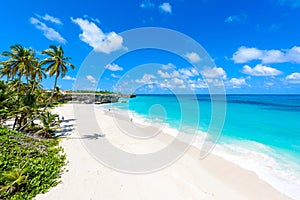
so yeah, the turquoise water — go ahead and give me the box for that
[103,94,300,199]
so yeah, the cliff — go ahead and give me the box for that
[61,93,136,104]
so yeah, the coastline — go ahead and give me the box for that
[36,103,291,200]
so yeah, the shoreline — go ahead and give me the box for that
[101,103,300,199]
[36,103,291,200]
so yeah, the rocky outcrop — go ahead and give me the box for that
[61,93,135,104]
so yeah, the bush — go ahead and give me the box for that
[0,127,66,199]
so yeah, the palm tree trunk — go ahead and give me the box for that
[19,74,58,131]
[13,116,18,130]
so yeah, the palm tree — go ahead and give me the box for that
[0,64,13,82]
[41,45,75,103]
[19,45,75,131]
[0,168,28,195]
[36,111,60,137]
[1,45,35,87]
[29,60,46,93]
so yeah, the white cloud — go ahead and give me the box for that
[71,17,123,54]
[229,77,248,88]
[86,75,96,83]
[171,71,180,78]
[159,2,172,14]
[83,14,101,24]
[36,14,62,25]
[104,63,123,71]
[157,69,180,78]
[173,78,184,85]
[136,74,157,84]
[29,17,66,43]
[261,50,286,63]
[286,72,300,83]
[157,70,171,78]
[224,14,247,23]
[111,73,121,78]
[189,78,208,89]
[201,67,227,79]
[140,0,155,8]
[63,75,76,81]
[185,52,201,63]
[285,46,300,63]
[232,46,300,64]
[179,68,199,77]
[225,15,240,23]
[161,63,176,70]
[242,64,282,76]
[232,46,263,63]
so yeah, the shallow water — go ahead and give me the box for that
[101,94,300,199]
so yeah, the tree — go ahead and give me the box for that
[19,45,75,131]
[41,45,75,104]
[0,44,35,88]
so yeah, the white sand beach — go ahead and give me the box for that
[35,103,290,200]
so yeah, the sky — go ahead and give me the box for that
[0,0,300,94]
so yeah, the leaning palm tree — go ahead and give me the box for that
[41,45,75,103]
[19,45,75,131]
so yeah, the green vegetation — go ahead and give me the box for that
[0,44,75,199]
[0,127,66,199]
[0,44,75,136]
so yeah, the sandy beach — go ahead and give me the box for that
[35,103,290,200]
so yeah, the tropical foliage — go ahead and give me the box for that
[0,44,75,136]
[0,127,66,199]
[0,44,74,199]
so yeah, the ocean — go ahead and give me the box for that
[100,94,300,199]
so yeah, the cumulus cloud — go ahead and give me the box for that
[71,17,124,54]
[179,68,199,77]
[242,64,282,76]
[173,78,184,85]
[229,77,248,88]
[157,70,171,78]
[63,75,76,81]
[157,70,179,78]
[232,46,263,63]
[185,52,201,63]
[29,17,66,43]
[140,0,155,8]
[104,63,123,71]
[159,2,172,14]
[232,46,300,64]
[36,14,63,25]
[111,73,121,78]
[286,72,300,83]
[201,67,227,79]
[189,78,208,89]
[83,14,101,24]
[136,74,157,84]
[86,75,96,83]
[161,63,176,70]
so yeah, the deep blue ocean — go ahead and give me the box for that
[102,94,300,199]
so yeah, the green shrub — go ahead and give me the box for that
[0,127,66,199]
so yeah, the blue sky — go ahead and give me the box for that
[1,0,300,94]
